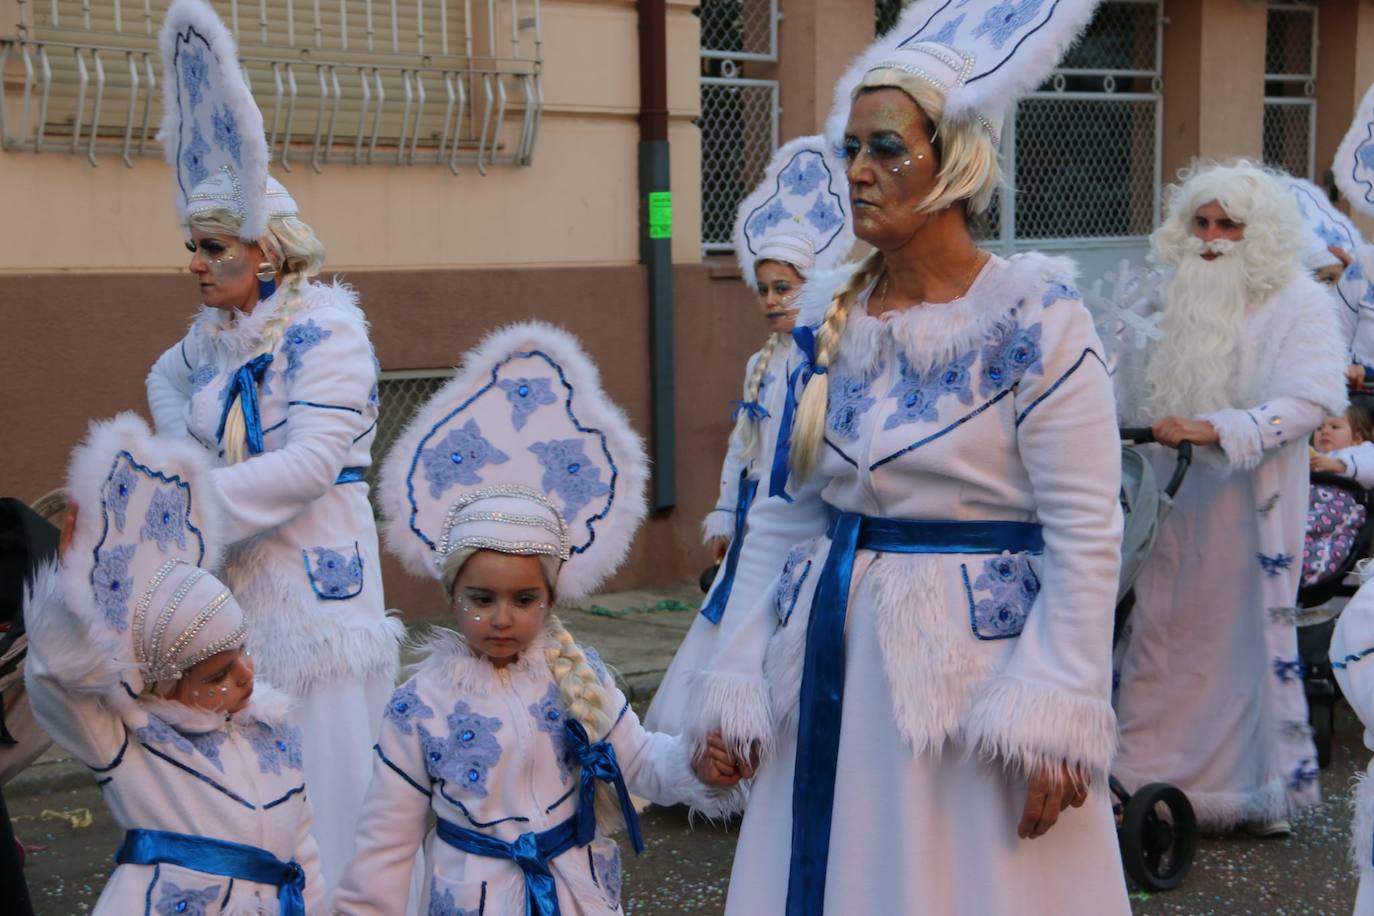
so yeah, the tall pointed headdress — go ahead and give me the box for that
[733,135,856,289]
[826,0,1104,149]
[1335,80,1374,221]
[1280,175,1364,269]
[62,413,242,693]
[159,0,295,240]
[378,322,649,601]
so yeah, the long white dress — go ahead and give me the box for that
[697,253,1130,914]
[1330,578,1374,915]
[645,341,828,736]
[23,567,325,914]
[1113,273,1346,828]
[1337,245,1374,373]
[146,281,404,887]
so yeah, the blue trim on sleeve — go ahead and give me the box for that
[373,743,433,797]
[1332,646,1374,670]
[144,863,160,916]
[141,743,256,809]
[353,419,378,443]
[545,784,577,814]
[90,732,130,772]
[871,388,1014,470]
[1014,348,1105,426]
[263,784,306,809]
[288,400,364,415]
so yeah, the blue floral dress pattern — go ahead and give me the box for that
[592,844,623,909]
[154,880,221,916]
[496,377,559,430]
[884,351,976,429]
[140,487,189,554]
[136,715,195,756]
[385,681,435,735]
[1041,279,1079,307]
[775,544,814,626]
[419,702,503,797]
[306,545,364,598]
[107,462,138,532]
[826,371,879,442]
[966,554,1040,639]
[246,721,304,775]
[92,543,138,631]
[281,319,333,381]
[421,420,511,497]
[427,886,479,916]
[978,321,1044,398]
[529,439,612,518]
[528,683,572,782]
[189,365,217,394]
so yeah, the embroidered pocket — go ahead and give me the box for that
[587,837,624,911]
[303,542,365,600]
[145,863,226,915]
[961,553,1041,641]
[774,541,816,626]
[427,873,488,915]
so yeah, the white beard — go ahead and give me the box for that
[1142,239,1253,420]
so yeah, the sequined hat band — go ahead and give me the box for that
[136,559,247,684]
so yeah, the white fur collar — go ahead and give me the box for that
[796,252,1079,376]
[410,620,564,696]
[138,681,295,733]
[188,279,361,364]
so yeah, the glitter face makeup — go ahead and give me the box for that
[168,646,255,715]
[842,88,942,250]
[755,259,806,334]
[449,551,553,668]
[187,229,265,312]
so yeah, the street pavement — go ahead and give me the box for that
[6,583,1366,914]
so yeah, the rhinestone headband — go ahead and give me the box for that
[435,484,572,565]
[136,559,244,684]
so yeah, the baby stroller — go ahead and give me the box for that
[1297,472,1374,767]
[1111,429,1198,892]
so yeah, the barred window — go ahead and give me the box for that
[1,0,542,172]
[1262,0,1317,180]
[364,369,455,500]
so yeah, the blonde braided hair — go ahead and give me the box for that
[789,249,886,481]
[730,332,785,457]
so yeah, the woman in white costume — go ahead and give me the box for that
[335,322,742,915]
[646,135,851,735]
[25,413,323,913]
[694,3,1130,913]
[1332,577,1374,914]
[1333,83,1374,386]
[143,0,401,887]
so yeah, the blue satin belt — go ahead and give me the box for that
[435,813,580,916]
[564,718,643,854]
[699,471,760,624]
[215,353,275,456]
[115,828,305,915]
[785,511,1045,916]
[334,466,366,485]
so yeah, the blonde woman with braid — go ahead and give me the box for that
[647,136,855,736]
[142,0,400,892]
[691,6,1132,914]
[336,322,743,915]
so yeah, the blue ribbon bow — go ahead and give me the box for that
[784,512,1045,916]
[435,814,580,916]
[564,718,643,854]
[699,470,759,624]
[730,399,770,423]
[115,828,305,915]
[215,353,275,456]
[769,325,826,500]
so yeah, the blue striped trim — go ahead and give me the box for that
[871,388,1014,470]
[439,782,530,828]
[1015,348,1105,426]
[141,744,255,809]
[264,784,306,809]
[373,744,432,797]
[143,863,160,916]
[288,400,363,414]
[91,733,130,773]
[352,420,378,443]
[1332,646,1374,670]
[545,784,577,814]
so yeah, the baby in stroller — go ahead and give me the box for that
[1305,397,1374,592]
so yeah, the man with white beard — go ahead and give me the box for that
[1113,161,1347,836]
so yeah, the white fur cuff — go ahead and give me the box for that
[701,510,736,545]
[959,676,1118,787]
[687,669,775,770]
[661,733,748,820]
[1201,408,1264,471]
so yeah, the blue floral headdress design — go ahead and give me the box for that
[1280,175,1363,264]
[733,134,856,289]
[1335,80,1374,221]
[377,322,649,601]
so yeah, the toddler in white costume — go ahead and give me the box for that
[25,413,323,913]
[334,323,743,915]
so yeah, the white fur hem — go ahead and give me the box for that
[1201,408,1264,471]
[1353,767,1374,877]
[688,669,775,770]
[959,676,1118,787]
[701,509,736,544]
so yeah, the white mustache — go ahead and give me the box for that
[1185,236,1238,256]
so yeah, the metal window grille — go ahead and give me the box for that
[875,0,904,37]
[1262,1,1316,180]
[364,368,455,499]
[698,0,779,255]
[1,0,542,173]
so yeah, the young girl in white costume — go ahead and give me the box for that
[144,0,401,886]
[693,3,1132,913]
[334,322,744,915]
[25,413,323,914]
[646,135,852,735]
[1331,578,1374,914]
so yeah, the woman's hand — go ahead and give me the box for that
[1018,762,1089,839]
[1311,453,1347,474]
[707,536,731,564]
[1152,416,1220,448]
[693,731,755,787]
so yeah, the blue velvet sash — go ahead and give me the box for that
[115,828,305,915]
[699,471,760,624]
[564,719,643,854]
[215,353,275,456]
[785,511,1045,916]
[435,814,580,916]
[769,325,823,500]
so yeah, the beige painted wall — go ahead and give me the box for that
[0,0,704,271]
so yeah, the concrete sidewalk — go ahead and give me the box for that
[6,581,701,799]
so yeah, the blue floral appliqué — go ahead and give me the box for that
[805,197,843,235]
[421,420,511,498]
[136,715,194,756]
[180,46,209,110]
[246,721,304,775]
[826,372,877,442]
[189,365,216,394]
[885,351,976,430]
[1041,279,1080,307]
[182,123,211,187]
[592,845,623,909]
[155,880,221,916]
[419,702,503,797]
[747,199,789,239]
[306,545,363,599]
[1359,141,1374,176]
[930,13,965,44]
[1272,657,1306,683]
[529,439,612,518]
[529,683,572,782]
[427,886,480,916]
[774,544,813,626]
[1289,758,1319,792]
[107,462,138,532]
[211,103,242,166]
[280,319,332,381]
[1258,552,1295,578]
[93,543,138,631]
[496,377,558,430]
[970,0,1046,50]
[780,157,825,196]
[978,320,1044,398]
[385,681,435,735]
[966,553,1040,640]
[140,487,189,554]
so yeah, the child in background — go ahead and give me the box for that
[25,413,322,914]
[334,323,745,916]
[1311,396,1374,486]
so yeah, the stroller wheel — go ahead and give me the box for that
[1119,782,1197,892]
